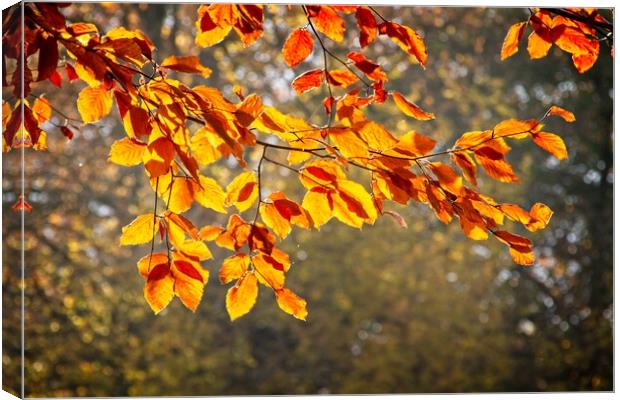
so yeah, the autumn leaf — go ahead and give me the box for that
[380,21,427,66]
[226,171,258,212]
[194,175,227,213]
[108,137,146,166]
[308,5,345,42]
[144,264,175,314]
[77,86,113,123]
[292,69,324,94]
[391,92,435,120]
[220,253,250,284]
[171,258,209,312]
[120,214,159,245]
[160,55,212,78]
[32,96,52,123]
[355,6,377,48]
[282,28,314,67]
[226,272,259,321]
[501,21,526,60]
[326,69,358,88]
[547,106,576,122]
[532,132,568,160]
[275,288,308,321]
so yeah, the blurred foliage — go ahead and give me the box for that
[2,4,612,396]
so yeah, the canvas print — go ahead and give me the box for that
[1,2,613,397]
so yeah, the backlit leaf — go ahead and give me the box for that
[120,214,159,246]
[292,69,324,94]
[226,171,258,212]
[501,22,526,60]
[392,92,434,120]
[108,137,146,166]
[282,28,314,68]
[275,288,308,321]
[547,106,576,122]
[77,86,113,123]
[226,272,258,321]
[160,55,212,77]
[532,132,568,160]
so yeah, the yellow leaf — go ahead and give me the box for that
[302,189,333,228]
[226,272,258,321]
[108,137,146,166]
[275,288,308,321]
[163,178,195,214]
[194,175,226,213]
[220,253,250,284]
[177,239,212,261]
[120,214,158,246]
[77,86,113,123]
[252,252,286,289]
[226,171,258,212]
[333,180,378,228]
[260,202,291,239]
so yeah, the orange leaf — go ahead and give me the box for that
[392,92,434,120]
[501,22,526,60]
[347,51,387,82]
[32,96,52,123]
[429,162,463,196]
[380,22,427,66]
[144,264,175,314]
[392,130,436,157]
[527,31,552,59]
[309,5,345,42]
[532,132,568,160]
[291,69,324,94]
[452,152,477,185]
[282,28,314,68]
[547,106,576,122]
[171,258,209,312]
[326,69,358,88]
[195,4,235,47]
[160,55,212,78]
[137,252,169,278]
[474,153,519,183]
[275,288,308,321]
[226,272,258,321]
[526,203,553,232]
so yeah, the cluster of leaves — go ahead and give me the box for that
[3,4,577,320]
[501,7,613,73]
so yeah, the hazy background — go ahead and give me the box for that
[2,4,613,396]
